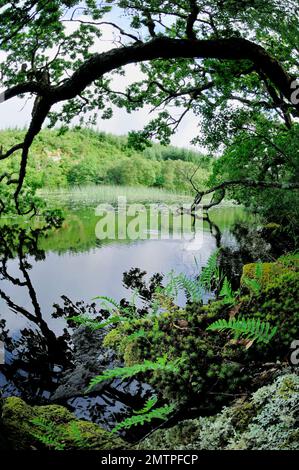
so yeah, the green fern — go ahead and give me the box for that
[150,296,162,316]
[163,271,202,303]
[68,314,126,329]
[133,395,158,415]
[87,355,181,392]
[219,277,238,304]
[31,418,88,450]
[175,273,203,303]
[242,262,263,295]
[164,270,180,299]
[112,403,175,433]
[67,422,89,449]
[199,249,221,290]
[207,317,278,344]
[93,295,121,310]
[243,277,261,295]
[125,329,147,343]
[31,417,66,450]
[93,294,138,318]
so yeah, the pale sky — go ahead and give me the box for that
[0,10,201,149]
[0,84,200,148]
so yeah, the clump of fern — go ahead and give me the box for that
[31,417,66,450]
[242,262,263,295]
[163,270,203,303]
[175,273,203,303]
[87,355,181,392]
[31,418,88,450]
[199,249,221,290]
[112,398,174,433]
[68,293,141,330]
[219,277,239,305]
[207,317,278,344]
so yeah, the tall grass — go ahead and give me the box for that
[38,184,193,207]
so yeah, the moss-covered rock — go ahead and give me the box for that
[0,397,127,450]
[241,262,290,289]
[104,302,250,410]
[241,254,298,291]
[101,254,299,415]
[1,397,36,449]
[137,371,299,450]
[239,270,299,356]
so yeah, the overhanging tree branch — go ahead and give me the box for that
[2,37,297,109]
[1,35,298,212]
[192,179,299,212]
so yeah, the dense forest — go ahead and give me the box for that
[0,127,211,192]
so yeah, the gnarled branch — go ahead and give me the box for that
[1,36,298,212]
[192,179,299,212]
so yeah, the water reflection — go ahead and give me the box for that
[0,206,245,436]
[0,224,71,401]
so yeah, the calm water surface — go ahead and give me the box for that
[0,205,244,333]
[0,203,246,436]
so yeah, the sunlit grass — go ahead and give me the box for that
[38,184,193,207]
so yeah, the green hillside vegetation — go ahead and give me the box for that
[0,128,212,193]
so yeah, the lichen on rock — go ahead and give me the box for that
[136,371,299,450]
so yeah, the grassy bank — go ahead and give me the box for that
[38,184,193,207]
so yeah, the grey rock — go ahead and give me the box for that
[51,325,120,401]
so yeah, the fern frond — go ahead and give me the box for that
[31,417,65,450]
[93,295,121,311]
[219,277,238,304]
[133,395,158,415]
[112,404,174,433]
[67,422,88,449]
[68,314,126,329]
[255,262,263,280]
[164,270,179,299]
[175,273,203,303]
[93,295,138,319]
[163,271,202,303]
[125,329,146,343]
[242,277,261,295]
[87,355,181,392]
[199,249,221,290]
[242,263,263,295]
[207,317,278,344]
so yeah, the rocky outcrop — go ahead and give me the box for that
[50,325,153,437]
[51,325,119,401]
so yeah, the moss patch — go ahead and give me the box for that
[241,262,290,289]
[1,397,127,450]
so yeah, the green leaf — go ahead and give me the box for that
[207,317,278,344]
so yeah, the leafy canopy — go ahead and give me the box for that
[0,0,298,213]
